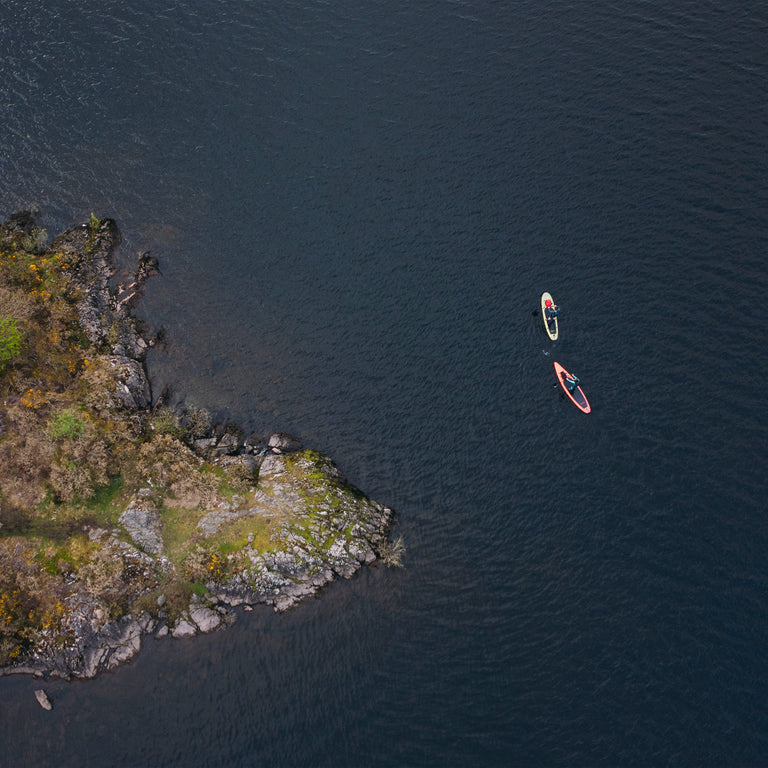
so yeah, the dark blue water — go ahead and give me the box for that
[2,1,767,765]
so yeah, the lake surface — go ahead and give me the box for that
[1,1,767,765]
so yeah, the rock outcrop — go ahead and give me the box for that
[119,491,163,555]
[0,213,397,681]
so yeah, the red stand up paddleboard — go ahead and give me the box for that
[554,361,591,413]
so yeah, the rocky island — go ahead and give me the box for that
[0,212,399,681]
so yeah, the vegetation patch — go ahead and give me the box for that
[0,316,22,372]
[48,407,86,441]
[208,513,282,555]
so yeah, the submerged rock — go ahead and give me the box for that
[35,689,53,710]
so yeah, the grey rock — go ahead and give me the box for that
[311,569,334,586]
[337,561,360,579]
[137,613,156,633]
[328,538,347,559]
[193,437,218,456]
[83,647,108,678]
[107,634,141,668]
[103,617,143,670]
[189,605,222,633]
[73,616,144,678]
[214,432,241,456]
[196,499,237,537]
[349,541,374,564]
[119,491,163,555]
[258,454,285,478]
[217,453,259,476]
[35,689,52,710]
[274,595,297,612]
[172,616,197,638]
[106,355,151,409]
[220,594,244,607]
[85,355,151,411]
[268,432,302,454]
[86,526,109,542]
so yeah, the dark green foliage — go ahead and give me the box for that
[0,316,22,371]
[48,408,85,441]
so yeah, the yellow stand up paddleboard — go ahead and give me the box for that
[541,292,558,340]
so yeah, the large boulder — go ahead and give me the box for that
[171,615,197,638]
[35,689,53,710]
[268,432,302,454]
[189,605,222,633]
[119,490,163,555]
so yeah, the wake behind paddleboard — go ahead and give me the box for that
[554,361,591,413]
[541,292,558,340]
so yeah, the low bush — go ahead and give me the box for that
[183,544,227,582]
[0,316,22,372]
[150,407,184,438]
[378,535,406,568]
[49,418,110,502]
[20,228,47,254]
[48,408,85,441]
[183,405,212,439]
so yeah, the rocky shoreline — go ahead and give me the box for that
[0,213,397,681]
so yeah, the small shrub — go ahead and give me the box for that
[49,409,85,441]
[0,316,22,371]
[378,535,405,568]
[183,545,226,583]
[0,287,35,323]
[88,212,101,233]
[151,407,183,438]
[79,546,124,594]
[49,421,109,502]
[20,228,47,254]
[139,433,201,489]
[0,569,42,666]
[184,406,212,439]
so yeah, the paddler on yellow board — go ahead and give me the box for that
[544,298,561,324]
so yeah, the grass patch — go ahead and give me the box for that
[200,463,252,499]
[33,475,129,534]
[160,504,204,564]
[36,533,96,576]
[207,514,280,555]
[48,408,86,440]
[86,474,126,511]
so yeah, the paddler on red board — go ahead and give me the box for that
[562,370,580,393]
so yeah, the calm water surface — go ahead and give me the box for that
[1,1,767,765]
